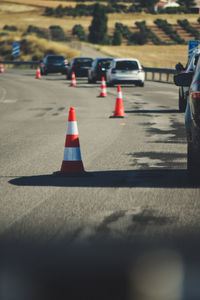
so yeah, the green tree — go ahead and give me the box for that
[88,3,108,44]
[138,0,159,12]
[72,24,87,41]
[112,29,122,45]
[178,0,195,11]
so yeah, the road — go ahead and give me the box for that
[0,69,200,299]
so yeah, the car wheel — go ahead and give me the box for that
[179,90,186,112]
[139,82,144,87]
[88,77,92,84]
[107,81,114,87]
[187,142,200,182]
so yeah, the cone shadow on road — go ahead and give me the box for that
[9,169,200,188]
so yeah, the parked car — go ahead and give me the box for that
[66,57,93,80]
[88,57,115,83]
[40,55,68,75]
[174,53,200,178]
[175,49,200,112]
[106,58,145,87]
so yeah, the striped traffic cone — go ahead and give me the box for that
[0,63,4,73]
[60,107,85,174]
[36,66,41,79]
[99,77,107,97]
[70,72,76,86]
[112,85,125,118]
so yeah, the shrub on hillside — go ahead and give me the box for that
[112,29,122,45]
[128,31,148,45]
[135,21,164,45]
[161,6,187,13]
[44,7,54,16]
[72,24,87,41]
[154,19,186,44]
[3,25,18,31]
[49,25,68,42]
[27,25,50,39]
[177,19,200,40]
[115,23,132,40]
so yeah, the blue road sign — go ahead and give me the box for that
[188,40,199,61]
[12,42,20,56]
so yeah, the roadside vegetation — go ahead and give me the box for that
[0,30,79,61]
[0,1,199,67]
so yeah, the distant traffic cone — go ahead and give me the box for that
[70,72,76,86]
[0,63,4,73]
[111,85,125,118]
[99,76,107,97]
[60,107,85,174]
[36,66,41,79]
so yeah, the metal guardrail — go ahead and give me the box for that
[0,61,176,83]
[143,67,176,83]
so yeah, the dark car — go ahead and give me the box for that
[88,57,115,83]
[66,57,93,80]
[174,53,200,179]
[175,49,200,112]
[40,55,68,75]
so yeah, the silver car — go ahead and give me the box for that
[106,58,145,87]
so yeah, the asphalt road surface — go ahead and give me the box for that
[0,69,200,300]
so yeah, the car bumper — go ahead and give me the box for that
[112,79,144,84]
[46,66,67,73]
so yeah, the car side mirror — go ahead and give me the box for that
[174,72,193,87]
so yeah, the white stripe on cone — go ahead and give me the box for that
[63,147,82,161]
[67,121,79,135]
[117,91,122,99]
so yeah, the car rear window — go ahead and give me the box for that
[48,56,64,62]
[97,59,113,68]
[74,59,92,67]
[115,61,139,71]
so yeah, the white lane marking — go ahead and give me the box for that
[0,87,17,103]
[3,99,17,103]
[0,87,7,103]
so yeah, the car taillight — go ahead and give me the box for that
[139,67,142,72]
[191,92,200,99]
[111,69,116,74]
[64,59,68,65]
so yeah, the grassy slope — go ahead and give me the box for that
[0,2,195,67]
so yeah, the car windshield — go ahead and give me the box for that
[74,59,92,67]
[48,56,64,62]
[115,61,139,70]
[98,60,112,68]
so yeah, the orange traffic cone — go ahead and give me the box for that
[99,76,107,97]
[70,72,76,86]
[36,66,41,79]
[60,107,85,174]
[111,85,125,118]
[0,63,4,73]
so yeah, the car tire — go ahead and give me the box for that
[107,81,114,87]
[88,77,92,84]
[179,90,187,112]
[187,142,200,182]
[139,82,144,87]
